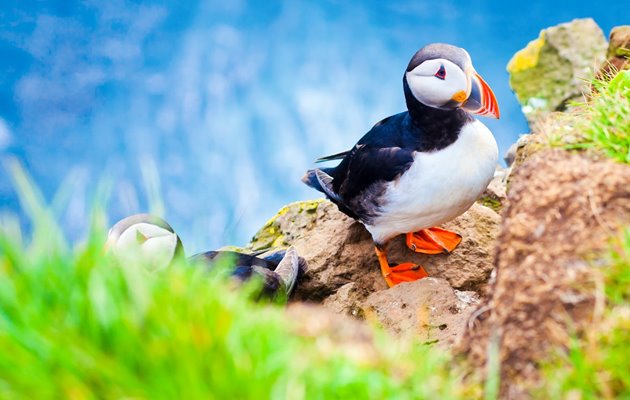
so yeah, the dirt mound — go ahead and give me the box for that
[458,149,630,396]
[247,197,501,345]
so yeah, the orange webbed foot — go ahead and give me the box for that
[406,227,462,255]
[375,247,428,288]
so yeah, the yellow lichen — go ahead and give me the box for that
[215,245,255,253]
[276,206,290,216]
[507,33,546,73]
[271,236,286,247]
[248,200,324,250]
[299,199,322,213]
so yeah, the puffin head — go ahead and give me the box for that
[403,43,500,118]
[106,213,184,270]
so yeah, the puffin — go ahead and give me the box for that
[302,43,500,287]
[106,214,303,298]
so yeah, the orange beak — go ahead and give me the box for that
[462,72,500,119]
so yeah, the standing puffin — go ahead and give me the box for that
[302,43,499,287]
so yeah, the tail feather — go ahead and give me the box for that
[274,246,300,295]
[301,167,335,193]
[302,167,358,221]
[315,150,351,163]
[314,169,342,203]
[301,169,321,192]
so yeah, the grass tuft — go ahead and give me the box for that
[0,164,477,399]
[553,70,630,164]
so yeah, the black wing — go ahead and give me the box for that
[189,251,278,270]
[331,144,415,221]
[303,112,420,222]
[303,143,414,222]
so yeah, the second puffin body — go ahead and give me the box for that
[303,43,500,287]
[106,214,303,299]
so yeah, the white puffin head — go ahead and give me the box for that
[106,214,184,271]
[404,43,499,118]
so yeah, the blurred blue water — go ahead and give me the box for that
[0,1,626,253]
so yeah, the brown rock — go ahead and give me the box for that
[322,282,364,317]
[598,25,630,80]
[458,149,630,396]
[402,202,500,292]
[479,167,508,212]
[363,278,480,347]
[503,142,519,167]
[248,199,500,304]
[249,199,387,302]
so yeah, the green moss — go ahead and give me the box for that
[249,219,286,251]
[477,196,502,213]
[299,200,320,213]
[614,47,630,58]
[248,200,323,251]
[213,245,256,254]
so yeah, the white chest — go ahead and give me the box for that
[367,120,498,243]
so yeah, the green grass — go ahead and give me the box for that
[534,70,630,399]
[554,70,630,164]
[0,164,478,399]
[540,228,630,399]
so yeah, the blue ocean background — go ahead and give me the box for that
[0,1,626,254]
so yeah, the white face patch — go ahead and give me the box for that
[112,222,179,271]
[405,58,469,109]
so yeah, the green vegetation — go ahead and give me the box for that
[0,165,477,399]
[538,70,630,399]
[541,228,630,399]
[552,70,630,164]
[477,196,502,213]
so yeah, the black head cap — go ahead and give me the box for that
[406,43,472,72]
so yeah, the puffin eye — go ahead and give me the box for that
[434,64,446,80]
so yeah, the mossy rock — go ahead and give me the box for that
[507,18,607,121]
[248,199,323,251]
[477,196,502,213]
[598,25,630,80]
[606,25,630,60]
